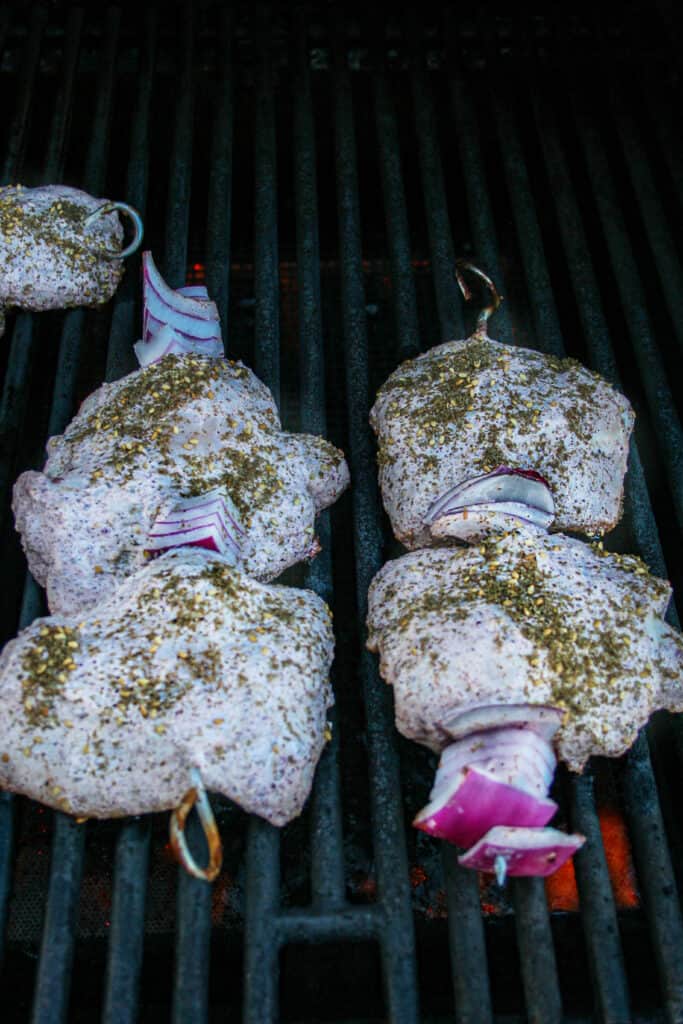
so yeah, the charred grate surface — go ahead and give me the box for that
[0,3,682,1021]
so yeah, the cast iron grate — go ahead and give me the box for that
[0,3,682,1021]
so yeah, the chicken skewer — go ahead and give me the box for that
[13,251,349,615]
[0,547,336,879]
[0,184,143,325]
[13,350,349,615]
[367,527,683,879]
[370,262,634,545]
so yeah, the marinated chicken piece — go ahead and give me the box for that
[370,334,634,545]
[14,353,349,615]
[0,548,334,825]
[0,184,126,312]
[367,527,683,772]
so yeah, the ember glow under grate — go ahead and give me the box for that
[1,4,682,1022]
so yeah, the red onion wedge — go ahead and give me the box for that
[414,766,557,851]
[414,726,560,849]
[438,727,556,798]
[458,826,585,880]
[147,488,243,563]
[140,251,223,358]
[439,704,565,745]
[426,466,555,539]
[134,325,189,367]
[177,284,210,300]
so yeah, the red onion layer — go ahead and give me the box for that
[136,252,223,365]
[147,488,243,563]
[458,825,585,878]
[426,466,555,537]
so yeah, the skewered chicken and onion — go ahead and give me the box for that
[367,526,683,876]
[370,266,634,546]
[13,352,349,615]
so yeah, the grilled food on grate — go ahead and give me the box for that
[366,526,683,875]
[0,547,334,826]
[370,265,634,545]
[0,184,142,318]
[13,352,350,615]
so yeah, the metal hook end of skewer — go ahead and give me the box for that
[169,768,223,883]
[83,201,144,260]
[494,854,508,888]
[455,259,503,335]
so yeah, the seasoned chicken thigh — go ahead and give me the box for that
[371,334,634,545]
[14,353,349,615]
[0,184,128,312]
[367,527,683,772]
[0,548,334,825]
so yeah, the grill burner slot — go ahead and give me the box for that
[1,4,682,1021]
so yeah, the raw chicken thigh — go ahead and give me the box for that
[370,334,634,545]
[0,184,131,313]
[0,547,334,826]
[14,353,350,615]
[367,527,683,771]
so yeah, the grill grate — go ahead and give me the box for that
[1,4,682,1021]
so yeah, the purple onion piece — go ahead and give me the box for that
[425,467,555,528]
[439,704,565,744]
[413,767,557,850]
[437,728,556,798]
[458,826,585,878]
[147,487,243,563]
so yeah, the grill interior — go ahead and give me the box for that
[1,3,682,1021]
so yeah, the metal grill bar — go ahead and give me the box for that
[29,9,122,1020]
[512,879,562,1024]
[101,24,158,1017]
[373,56,492,1023]
[411,71,464,342]
[244,818,280,1021]
[569,769,631,1023]
[610,87,683,356]
[0,0,84,974]
[441,849,493,1024]
[0,5,46,185]
[253,10,281,407]
[570,96,683,526]
[529,89,672,583]
[519,74,683,1021]
[102,819,152,1024]
[447,75,514,346]
[243,13,285,1020]
[30,817,86,1024]
[333,49,419,1022]
[278,905,381,942]
[205,8,234,336]
[294,13,345,907]
[488,93,564,359]
[105,9,158,385]
[487,58,683,1020]
[373,72,421,363]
